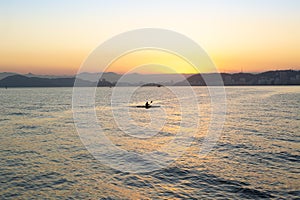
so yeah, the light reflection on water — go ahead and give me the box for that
[0,86,299,199]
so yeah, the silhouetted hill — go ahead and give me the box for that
[176,70,300,86]
[0,75,94,87]
[25,73,73,79]
[0,72,73,80]
[0,72,18,80]
[78,72,121,82]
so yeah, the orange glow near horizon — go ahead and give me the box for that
[105,50,201,74]
[1,46,299,75]
[2,47,299,75]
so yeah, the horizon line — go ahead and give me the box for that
[0,68,299,76]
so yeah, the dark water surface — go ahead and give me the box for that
[0,86,299,199]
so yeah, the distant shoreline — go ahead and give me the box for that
[0,70,299,87]
[0,85,300,90]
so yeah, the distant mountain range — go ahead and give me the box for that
[0,72,73,80]
[0,75,93,87]
[0,72,189,87]
[176,70,300,86]
[0,72,19,80]
[0,70,299,87]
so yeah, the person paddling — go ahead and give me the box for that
[145,101,153,109]
[145,101,150,108]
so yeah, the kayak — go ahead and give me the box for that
[135,105,160,108]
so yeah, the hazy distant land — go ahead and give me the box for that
[0,70,299,87]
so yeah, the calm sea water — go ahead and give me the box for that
[0,86,299,199]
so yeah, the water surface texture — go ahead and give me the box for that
[0,86,299,199]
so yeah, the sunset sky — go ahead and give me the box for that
[1,0,299,75]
